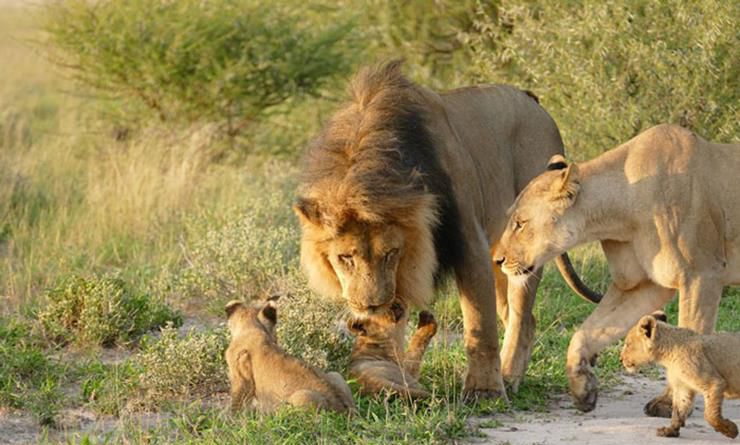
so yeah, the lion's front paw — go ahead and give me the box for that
[656,426,680,437]
[644,394,673,418]
[462,372,508,404]
[568,357,598,412]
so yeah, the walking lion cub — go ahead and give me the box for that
[621,314,740,438]
[224,299,355,413]
[347,303,437,398]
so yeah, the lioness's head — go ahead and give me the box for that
[495,155,582,282]
[620,312,667,373]
[225,299,278,342]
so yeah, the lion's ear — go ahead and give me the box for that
[639,315,657,340]
[550,163,580,207]
[293,197,322,226]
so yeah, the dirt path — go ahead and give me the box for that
[471,374,740,445]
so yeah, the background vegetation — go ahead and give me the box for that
[0,0,737,443]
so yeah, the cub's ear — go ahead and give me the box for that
[347,318,366,336]
[546,154,568,171]
[639,315,657,340]
[549,162,581,207]
[651,310,668,323]
[293,197,322,226]
[259,301,278,326]
[225,300,243,318]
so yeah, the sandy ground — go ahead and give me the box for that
[472,374,740,445]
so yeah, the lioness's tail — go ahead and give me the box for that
[404,311,437,378]
[555,253,602,304]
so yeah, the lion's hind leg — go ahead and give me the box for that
[404,311,438,378]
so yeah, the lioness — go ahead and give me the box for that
[224,300,355,413]
[348,303,437,399]
[495,124,740,414]
[294,60,599,399]
[621,314,740,438]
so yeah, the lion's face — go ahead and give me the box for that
[495,156,582,282]
[620,315,658,373]
[324,221,405,314]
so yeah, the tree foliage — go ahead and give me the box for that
[43,0,358,135]
[464,0,739,158]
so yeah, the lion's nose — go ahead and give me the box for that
[494,256,505,266]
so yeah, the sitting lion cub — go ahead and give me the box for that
[348,303,437,399]
[621,313,740,438]
[224,299,355,413]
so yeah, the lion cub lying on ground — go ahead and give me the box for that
[224,299,355,413]
[621,313,740,438]
[348,303,437,399]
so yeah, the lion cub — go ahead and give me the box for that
[224,299,355,413]
[347,304,437,399]
[621,314,740,438]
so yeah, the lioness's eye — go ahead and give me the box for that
[384,248,399,262]
[514,220,526,231]
[338,254,354,268]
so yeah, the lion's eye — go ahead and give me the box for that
[384,248,399,263]
[338,254,354,268]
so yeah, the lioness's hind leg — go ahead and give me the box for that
[404,311,438,378]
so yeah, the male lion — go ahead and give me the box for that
[224,300,355,413]
[348,304,437,399]
[294,60,599,399]
[495,124,740,414]
[621,314,740,438]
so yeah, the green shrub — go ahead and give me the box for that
[0,317,64,425]
[42,0,359,136]
[465,0,739,159]
[131,326,229,410]
[37,275,182,347]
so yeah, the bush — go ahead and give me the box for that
[0,317,63,425]
[133,326,229,410]
[38,275,182,347]
[42,0,358,136]
[465,0,739,159]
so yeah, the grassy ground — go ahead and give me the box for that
[1,6,738,445]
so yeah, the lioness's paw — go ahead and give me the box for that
[656,426,679,437]
[568,358,598,412]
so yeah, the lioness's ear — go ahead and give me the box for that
[639,315,657,340]
[546,154,568,171]
[225,300,243,318]
[293,197,322,226]
[550,163,581,206]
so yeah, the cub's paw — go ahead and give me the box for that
[656,426,679,437]
[714,419,739,439]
